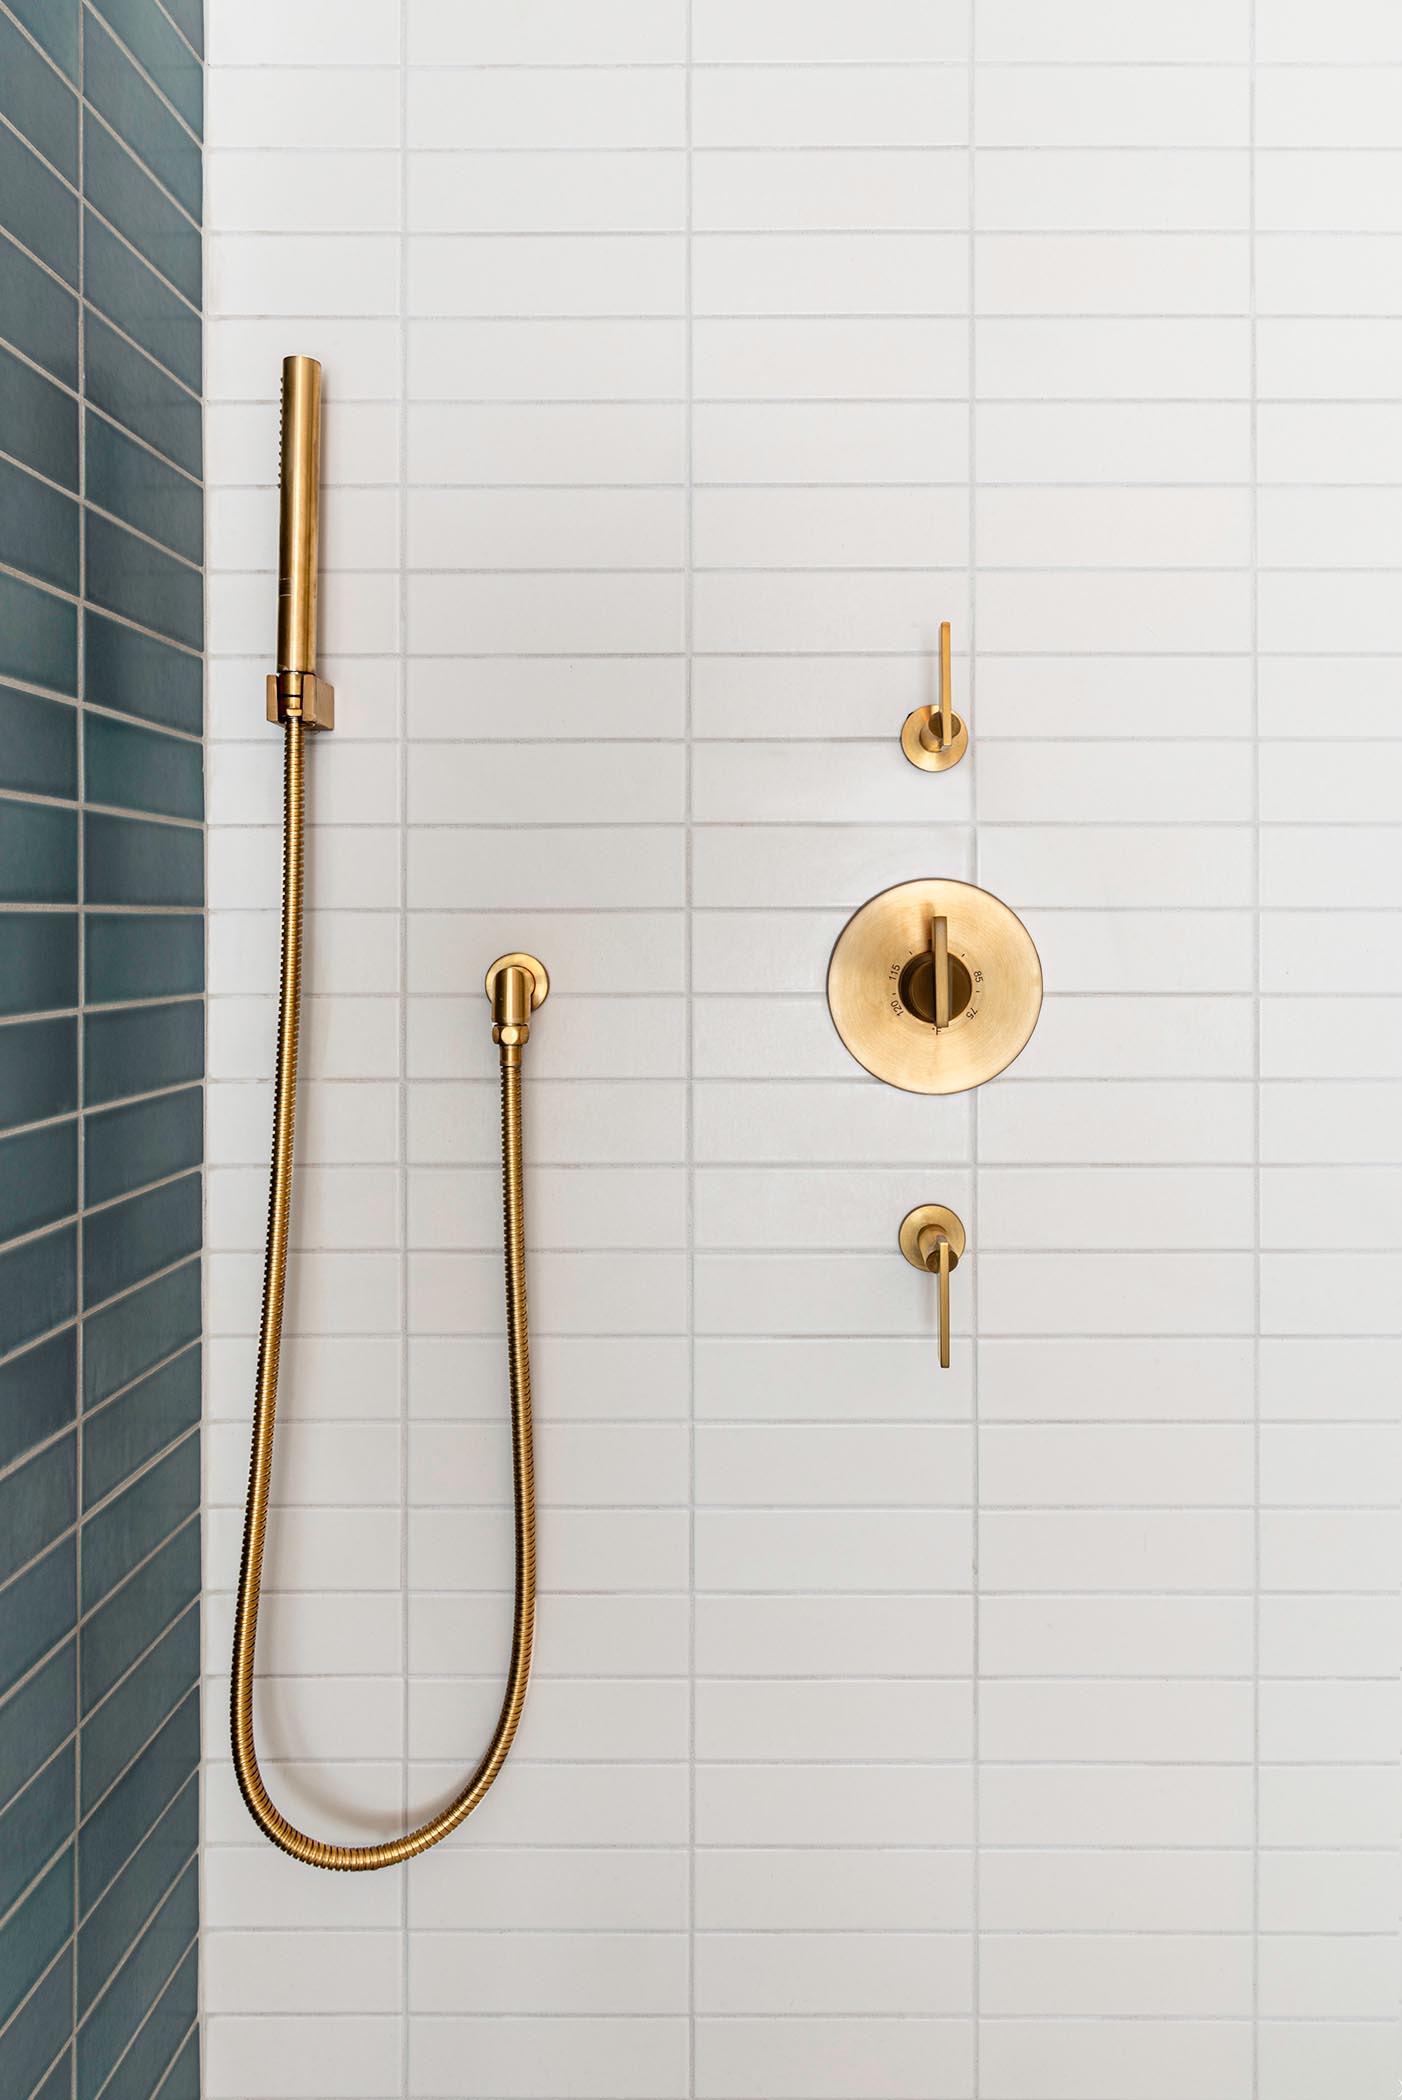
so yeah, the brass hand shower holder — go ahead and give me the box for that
[231,357,546,1870]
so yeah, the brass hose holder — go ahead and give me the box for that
[486,953,549,1061]
[266,670,335,730]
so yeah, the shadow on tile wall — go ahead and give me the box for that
[0,1,203,2095]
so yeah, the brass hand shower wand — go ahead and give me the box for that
[230,357,547,1868]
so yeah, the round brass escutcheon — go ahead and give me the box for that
[483,952,550,1009]
[901,705,968,772]
[827,878,1042,1096]
[899,1204,966,1272]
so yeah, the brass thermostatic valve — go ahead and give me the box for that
[899,1203,966,1369]
[827,878,1042,1095]
[901,620,965,772]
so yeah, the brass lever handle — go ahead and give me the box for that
[925,621,954,754]
[932,914,950,1032]
[901,620,967,772]
[898,1204,967,1372]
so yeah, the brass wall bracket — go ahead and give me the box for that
[901,621,967,771]
[828,878,1042,1095]
[485,952,549,1058]
[266,671,335,729]
[899,1203,966,1370]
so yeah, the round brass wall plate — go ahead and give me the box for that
[899,1204,965,1271]
[827,878,1042,1096]
[483,952,549,1008]
[901,706,968,772]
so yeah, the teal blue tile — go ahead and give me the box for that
[0,911,79,1018]
[0,1742,73,1916]
[80,1519,197,1714]
[103,1956,196,2100]
[82,213,198,396]
[6,0,79,78]
[82,1344,199,1509]
[0,1017,76,1133]
[80,1255,199,1409]
[0,1946,71,2100]
[0,1850,72,2033]
[81,1436,197,1614]
[0,480,78,599]
[83,113,198,307]
[0,911,78,1016]
[0,1120,76,1241]
[158,0,202,57]
[0,686,77,800]
[0,571,77,696]
[83,1000,202,1110]
[33,2046,75,2100]
[0,10,78,181]
[84,1171,200,1312]
[85,415,202,565]
[0,1328,76,1475]
[84,511,203,652]
[0,1433,76,1588]
[0,121,78,286]
[0,233,78,387]
[76,1860,195,2100]
[0,456,79,595]
[84,913,202,1006]
[78,1775,194,2016]
[84,1088,201,1210]
[0,345,78,489]
[84,13,200,219]
[0,1223,77,1360]
[0,1638,74,1813]
[90,0,202,136]
[0,803,78,903]
[84,711,203,821]
[84,609,200,737]
[83,810,202,908]
[78,1611,192,1816]
[83,313,200,481]
[0,1535,75,1700]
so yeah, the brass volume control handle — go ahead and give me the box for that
[902,621,967,772]
[900,1204,966,1371]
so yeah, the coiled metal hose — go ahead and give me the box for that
[230,714,538,1869]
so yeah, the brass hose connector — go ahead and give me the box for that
[230,716,547,1870]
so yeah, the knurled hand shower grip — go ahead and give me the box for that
[267,356,334,729]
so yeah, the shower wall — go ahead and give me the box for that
[0,1,204,2097]
[203,3,1400,2096]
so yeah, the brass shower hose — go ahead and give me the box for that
[230,712,540,1869]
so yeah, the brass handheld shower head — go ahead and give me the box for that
[266,355,334,729]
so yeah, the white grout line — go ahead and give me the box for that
[396,8,412,2091]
